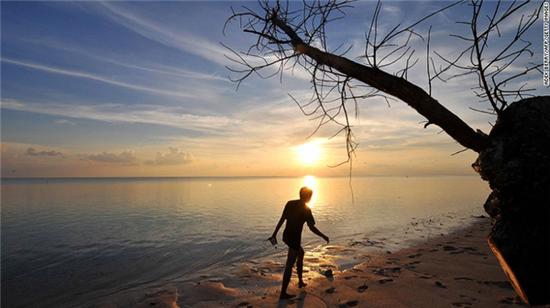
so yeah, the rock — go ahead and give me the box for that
[357,284,369,293]
[325,287,335,294]
[321,269,333,278]
[473,96,550,305]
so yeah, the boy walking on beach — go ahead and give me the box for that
[268,187,329,299]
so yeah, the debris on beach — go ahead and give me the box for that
[321,269,333,278]
[357,284,369,293]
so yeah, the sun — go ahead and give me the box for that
[296,142,322,165]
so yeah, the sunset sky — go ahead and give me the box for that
[1,1,544,177]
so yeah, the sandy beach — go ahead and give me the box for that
[125,216,529,308]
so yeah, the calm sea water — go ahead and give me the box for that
[1,176,489,307]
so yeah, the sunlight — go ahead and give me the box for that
[302,175,318,207]
[296,142,322,166]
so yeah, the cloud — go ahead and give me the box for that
[54,119,76,125]
[84,151,137,164]
[145,147,193,165]
[25,147,64,157]
[95,2,311,83]
[1,98,239,133]
[381,4,402,15]
[1,58,197,100]
[21,37,229,83]
[97,2,227,66]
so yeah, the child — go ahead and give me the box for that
[268,187,329,299]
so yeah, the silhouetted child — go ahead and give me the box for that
[268,186,329,299]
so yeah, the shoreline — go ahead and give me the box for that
[119,216,526,308]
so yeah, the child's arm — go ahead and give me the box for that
[308,224,329,243]
[268,206,287,244]
[306,209,329,243]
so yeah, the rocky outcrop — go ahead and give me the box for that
[473,96,550,305]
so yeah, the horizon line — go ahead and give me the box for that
[0,174,480,180]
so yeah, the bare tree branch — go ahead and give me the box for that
[224,0,540,168]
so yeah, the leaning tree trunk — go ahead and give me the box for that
[473,96,550,305]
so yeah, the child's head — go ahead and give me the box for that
[299,186,313,203]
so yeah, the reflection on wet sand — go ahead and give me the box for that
[126,217,523,308]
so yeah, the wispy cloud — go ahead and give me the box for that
[21,37,229,83]
[1,57,199,100]
[54,119,76,125]
[97,2,227,66]
[1,98,240,133]
[96,2,312,83]
[381,4,402,15]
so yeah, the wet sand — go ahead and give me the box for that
[120,216,530,308]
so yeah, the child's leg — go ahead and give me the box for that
[297,247,306,287]
[281,247,298,297]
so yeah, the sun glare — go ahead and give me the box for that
[302,175,318,207]
[296,142,322,166]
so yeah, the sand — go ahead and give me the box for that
[121,216,537,308]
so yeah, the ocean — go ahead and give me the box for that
[1,176,489,307]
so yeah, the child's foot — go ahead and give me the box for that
[279,292,295,299]
[298,281,307,288]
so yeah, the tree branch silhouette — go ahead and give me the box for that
[224,0,541,162]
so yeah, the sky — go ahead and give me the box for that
[1,1,545,177]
